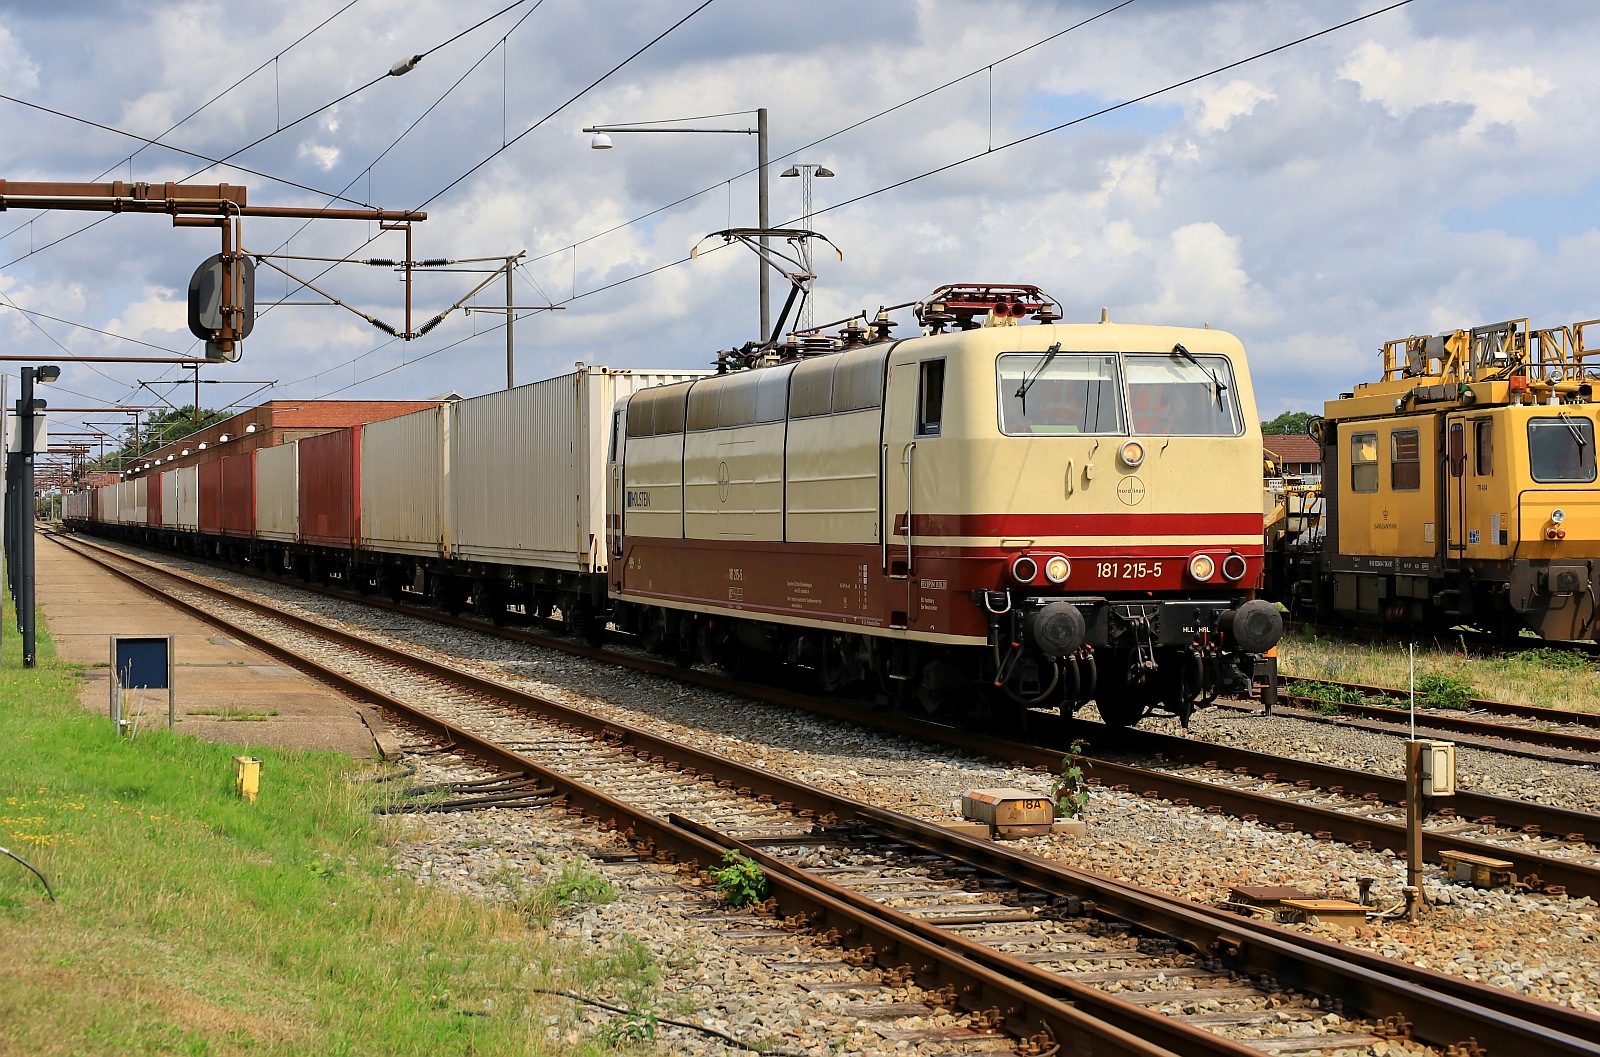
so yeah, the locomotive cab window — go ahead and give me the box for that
[917,359,946,437]
[997,352,1123,435]
[1528,416,1597,483]
[1125,353,1241,435]
[1390,429,1421,491]
[1350,431,1379,493]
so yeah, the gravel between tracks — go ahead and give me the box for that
[87,543,1600,1026]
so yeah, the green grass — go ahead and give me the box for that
[185,707,282,722]
[0,597,659,1056]
[1280,629,1600,714]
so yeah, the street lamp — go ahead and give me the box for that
[8,364,59,667]
[779,164,835,330]
[584,109,772,338]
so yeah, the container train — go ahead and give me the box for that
[1266,316,1599,642]
[66,282,1283,729]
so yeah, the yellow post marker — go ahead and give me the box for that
[234,756,262,803]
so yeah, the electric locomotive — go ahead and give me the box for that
[1275,317,1600,642]
[608,284,1283,727]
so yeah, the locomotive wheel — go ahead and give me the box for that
[818,635,852,693]
[1095,650,1158,728]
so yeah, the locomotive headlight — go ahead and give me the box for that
[1011,555,1039,583]
[1552,508,1566,524]
[1044,556,1071,583]
[1119,440,1146,468]
[1188,554,1216,582]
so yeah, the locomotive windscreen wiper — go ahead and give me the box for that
[1558,411,1589,447]
[1173,342,1228,407]
[1014,342,1062,414]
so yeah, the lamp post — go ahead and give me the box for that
[585,109,771,339]
[9,364,59,667]
[779,164,835,331]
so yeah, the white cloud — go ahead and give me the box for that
[1340,39,1553,139]
[0,24,40,93]
[297,142,341,170]
[1192,79,1275,134]
[6,0,1600,424]
[107,286,186,336]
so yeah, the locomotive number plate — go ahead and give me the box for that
[1096,561,1164,579]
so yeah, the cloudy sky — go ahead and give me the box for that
[3,0,1598,459]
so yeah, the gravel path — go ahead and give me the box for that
[88,542,1600,1023]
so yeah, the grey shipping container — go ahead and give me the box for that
[360,404,448,558]
[449,366,707,571]
[254,441,299,542]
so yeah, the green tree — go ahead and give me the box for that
[89,406,230,472]
[1262,410,1315,436]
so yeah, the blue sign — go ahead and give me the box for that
[114,637,171,690]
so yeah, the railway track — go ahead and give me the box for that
[59,532,1600,900]
[45,530,1600,1056]
[1267,677,1600,760]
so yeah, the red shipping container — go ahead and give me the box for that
[199,460,223,534]
[147,472,163,528]
[220,451,256,537]
[299,427,360,548]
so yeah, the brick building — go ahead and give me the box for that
[1263,433,1322,477]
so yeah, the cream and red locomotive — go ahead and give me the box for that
[608,284,1282,726]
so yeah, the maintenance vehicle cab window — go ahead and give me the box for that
[1351,431,1379,493]
[997,352,1123,435]
[1528,416,1597,483]
[1391,429,1421,491]
[1125,353,1241,436]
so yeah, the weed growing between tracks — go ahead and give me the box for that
[1279,629,1600,714]
[0,603,656,1056]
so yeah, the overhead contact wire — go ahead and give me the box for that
[522,0,1142,268]
[414,0,720,210]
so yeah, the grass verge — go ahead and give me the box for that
[0,596,658,1056]
[1279,629,1600,714]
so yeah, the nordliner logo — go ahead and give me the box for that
[1116,475,1147,506]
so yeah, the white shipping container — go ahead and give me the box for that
[450,366,707,571]
[160,469,179,527]
[172,465,200,531]
[255,441,299,542]
[361,406,447,557]
[130,477,148,525]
